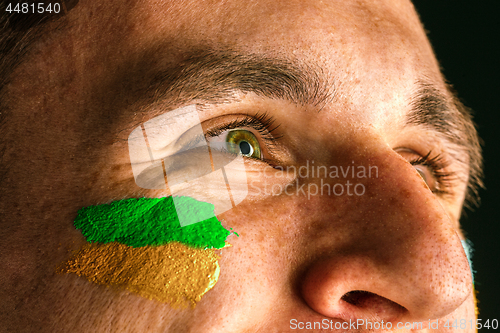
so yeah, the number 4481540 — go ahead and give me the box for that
[5,3,61,14]
[444,319,498,330]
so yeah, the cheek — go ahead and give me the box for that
[58,196,233,307]
[215,193,318,281]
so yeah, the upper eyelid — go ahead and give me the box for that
[395,147,462,197]
[172,114,276,156]
[204,114,282,145]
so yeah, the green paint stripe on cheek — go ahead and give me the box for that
[74,196,230,249]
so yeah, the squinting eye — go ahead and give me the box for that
[226,130,261,159]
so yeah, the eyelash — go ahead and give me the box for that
[204,112,282,161]
[409,151,457,196]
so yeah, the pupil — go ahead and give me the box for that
[239,141,251,155]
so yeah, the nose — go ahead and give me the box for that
[300,146,472,323]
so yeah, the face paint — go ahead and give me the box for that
[74,196,229,249]
[58,242,221,307]
[59,196,235,307]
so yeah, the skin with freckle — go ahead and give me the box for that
[0,0,481,332]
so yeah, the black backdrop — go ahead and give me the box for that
[413,1,500,319]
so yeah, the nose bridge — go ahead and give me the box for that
[301,140,472,320]
[361,147,470,315]
[349,146,445,244]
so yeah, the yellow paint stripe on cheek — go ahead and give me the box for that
[58,242,221,307]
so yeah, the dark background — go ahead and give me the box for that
[414,1,500,320]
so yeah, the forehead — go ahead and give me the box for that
[41,0,444,124]
[15,0,449,138]
[57,0,437,73]
[122,0,427,50]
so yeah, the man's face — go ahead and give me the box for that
[1,0,478,331]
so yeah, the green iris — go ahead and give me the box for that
[226,130,261,159]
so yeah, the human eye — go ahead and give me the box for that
[396,148,457,197]
[204,112,281,164]
[209,129,262,158]
[132,110,283,190]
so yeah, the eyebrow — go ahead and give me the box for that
[406,81,483,208]
[141,50,482,211]
[144,50,335,109]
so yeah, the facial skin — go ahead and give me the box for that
[0,0,480,332]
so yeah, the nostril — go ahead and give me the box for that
[342,290,377,306]
[341,290,407,319]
